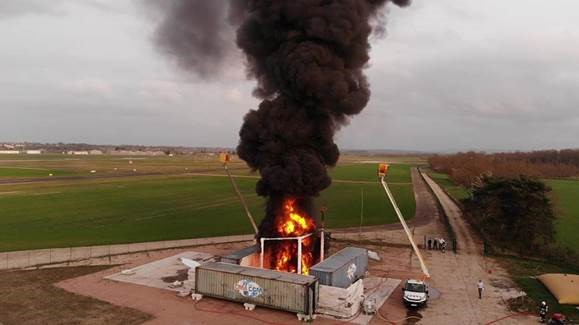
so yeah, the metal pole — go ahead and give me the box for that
[260,238,265,269]
[320,207,326,262]
[224,164,259,234]
[320,228,325,262]
[359,188,364,238]
[297,237,302,274]
[380,176,431,279]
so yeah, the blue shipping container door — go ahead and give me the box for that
[310,247,368,288]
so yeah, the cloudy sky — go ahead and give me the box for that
[1,0,578,152]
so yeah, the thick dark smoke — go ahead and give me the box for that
[236,0,409,202]
[152,0,409,238]
[151,0,236,79]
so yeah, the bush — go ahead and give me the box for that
[463,176,556,255]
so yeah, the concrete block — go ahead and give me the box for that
[317,279,364,318]
[191,293,203,301]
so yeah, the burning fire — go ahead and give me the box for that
[271,198,317,275]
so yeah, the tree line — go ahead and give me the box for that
[429,149,579,189]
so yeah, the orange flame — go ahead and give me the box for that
[270,198,317,275]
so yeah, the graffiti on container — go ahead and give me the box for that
[234,279,263,298]
[346,263,357,280]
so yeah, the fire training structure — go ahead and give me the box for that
[220,153,324,275]
[259,198,322,275]
[378,163,431,279]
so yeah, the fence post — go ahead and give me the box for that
[483,242,487,256]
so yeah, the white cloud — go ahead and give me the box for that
[69,78,114,98]
[138,80,183,102]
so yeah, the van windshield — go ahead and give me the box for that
[405,283,426,292]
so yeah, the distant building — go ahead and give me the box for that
[0,150,19,155]
[25,150,42,155]
[111,150,165,156]
[89,150,103,155]
[68,151,89,155]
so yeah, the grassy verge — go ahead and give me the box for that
[546,179,579,252]
[427,171,470,201]
[0,167,76,178]
[0,266,151,325]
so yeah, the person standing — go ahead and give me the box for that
[427,238,432,250]
[539,301,549,323]
[477,280,484,299]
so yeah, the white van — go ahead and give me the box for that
[402,279,429,308]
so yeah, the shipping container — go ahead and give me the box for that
[220,245,258,265]
[195,262,318,316]
[310,247,368,288]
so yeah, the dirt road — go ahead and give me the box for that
[420,173,534,325]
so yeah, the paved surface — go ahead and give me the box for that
[57,243,383,325]
[421,173,534,325]
[105,251,215,291]
[353,278,402,325]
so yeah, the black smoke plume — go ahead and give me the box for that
[235,0,409,236]
[152,0,409,239]
[150,0,236,79]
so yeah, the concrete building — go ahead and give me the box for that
[0,150,19,155]
[67,151,89,155]
[25,150,42,155]
[111,150,165,156]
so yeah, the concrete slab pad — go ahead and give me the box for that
[318,277,401,325]
[105,251,215,291]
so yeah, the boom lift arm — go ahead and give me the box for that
[378,164,430,279]
[220,152,259,235]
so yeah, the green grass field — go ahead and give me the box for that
[0,155,416,251]
[0,166,75,178]
[546,179,579,252]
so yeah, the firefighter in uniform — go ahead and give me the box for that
[539,301,548,323]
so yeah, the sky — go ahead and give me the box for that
[0,0,578,152]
